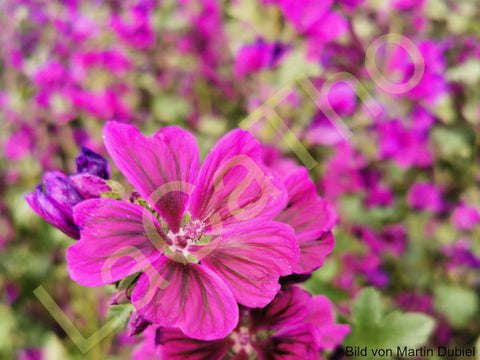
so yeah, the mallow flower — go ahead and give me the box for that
[67,122,299,340]
[134,285,350,360]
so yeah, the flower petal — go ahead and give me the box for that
[25,187,80,239]
[189,129,287,234]
[308,295,350,350]
[276,168,337,240]
[296,232,335,274]
[67,198,164,286]
[275,168,336,274]
[103,122,199,232]
[131,257,238,340]
[157,327,234,360]
[253,323,320,360]
[307,295,350,350]
[249,286,312,332]
[201,221,299,308]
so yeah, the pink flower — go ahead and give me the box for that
[407,182,445,214]
[4,126,33,160]
[110,7,155,49]
[377,119,432,169]
[451,204,480,231]
[234,40,288,78]
[67,122,299,340]
[275,0,348,58]
[136,286,349,359]
[306,81,357,146]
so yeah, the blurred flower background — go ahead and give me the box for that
[1,0,480,359]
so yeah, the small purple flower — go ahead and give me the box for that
[377,119,432,169]
[110,7,155,49]
[25,148,110,239]
[67,122,299,340]
[273,0,348,59]
[234,40,288,78]
[451,204,480,231]
[4,126,33,160]
[442,238,480,270]
[306,81,357,146]
[407,182,445,214]
[137,286,349,359]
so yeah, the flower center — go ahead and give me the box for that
[231,327,254,356]
[165,218,207,262]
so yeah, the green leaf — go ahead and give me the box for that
[446,59,480,85]
[434,285,479,328]
[0,305,15,350]
[345,288,435,359]
[431,127,472,160]
[382,311,436,349]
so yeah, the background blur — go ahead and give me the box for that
[1,0,480,359]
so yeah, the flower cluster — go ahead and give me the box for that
[26,121,346,358]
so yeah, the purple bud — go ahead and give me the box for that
[70,174,110,198]
[25,171,83,239]
[109,290,129,305]
[127,312,151,336]
[76,147,110,179]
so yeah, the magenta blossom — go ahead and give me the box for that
[135,286,349,360]
[451,204,480,231]
[67,122,299,340]
[407,182,445,214]
[377,119,432,169]
[234,40,289,78]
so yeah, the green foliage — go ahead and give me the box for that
[434,285,479,328]
[344,288,435,359]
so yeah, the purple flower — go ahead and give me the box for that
[377,119,432,169]
[442,238,480,270]
[322,143,366,201]
[451,204,480,231]
[380,40,447,103]
[67,122,299,340]
[306,81,357,146]
[274,0,348,58]
[110,7,155,49]
[136,286,349,359]
[25,148,110,239]
[396,292,433,313]
[234,40,288,78]
[4,126,33,160]
[407,182,445,214]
